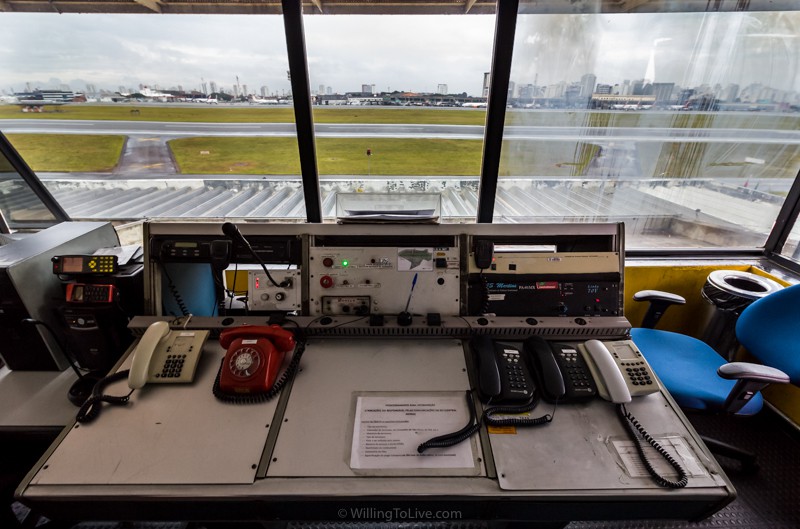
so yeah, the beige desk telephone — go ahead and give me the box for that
[128,321,210,389]
[579,339,659,403]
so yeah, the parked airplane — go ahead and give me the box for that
[250,96,284,105]
[461,102,487,108]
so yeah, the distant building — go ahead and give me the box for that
[720,83,740,102]
[437,84,448,95]
[652,82,676,103]
[14,89,77,103]
[579,74,596,98]
[517,84,535,99]
[595,84,613,95]
[482,72,491,98]
[590,94,656,109]
[361,84,375,94]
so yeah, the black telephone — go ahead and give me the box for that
[470,335,535,403]
[523,336,597,403]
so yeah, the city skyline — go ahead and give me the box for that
[1,11,798,99]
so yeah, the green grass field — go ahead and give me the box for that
[5,134,125,172]
[170,137,483,176]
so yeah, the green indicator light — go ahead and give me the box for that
[342,260,349,267]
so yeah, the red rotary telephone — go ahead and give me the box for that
[218,325,296,394]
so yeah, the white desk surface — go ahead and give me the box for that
[19,336,735,523]
[0,366,79,428]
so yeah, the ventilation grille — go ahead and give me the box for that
[128,316,631,341]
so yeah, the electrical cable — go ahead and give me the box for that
[222,222,287,289]
[162,265,189,317]
[21,318,85,380]
[479,269,490,315]
[617,403,689,489]
[417,391,480,453]
[75,370,133,424]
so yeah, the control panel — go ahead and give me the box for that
[467,276,621,317]
[307,246,460,316]
[52,254,118,275]
[247,269,301,312]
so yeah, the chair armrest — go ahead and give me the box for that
[633,290,687,305]
[718,362,790,384]
[633,290,686,329]
[717,362,790,413]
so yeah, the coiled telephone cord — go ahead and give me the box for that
[617,404,689,489]
[76,370,133,424]
[417,391,480,453]
[212,339,306,404]
[482,396,552,427]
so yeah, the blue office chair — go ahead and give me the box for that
[630,284,798,470]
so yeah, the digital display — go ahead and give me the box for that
[612,343,638,360]
[62,256,85,273]
[71,285,84,302]
[174,242,198,248]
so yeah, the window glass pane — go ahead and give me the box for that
[500,7,800,249]
[0,13,303,221]
[781,216,800,263]
[0,147,58,228]
[303,15,494,221]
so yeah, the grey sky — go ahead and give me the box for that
[0,11,797,97]
[0,14,495,96]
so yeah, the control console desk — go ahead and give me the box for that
[17,222,734,526]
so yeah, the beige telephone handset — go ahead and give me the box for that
[582,339,688,489]
[580,339,659,403]
[128,321,210,389]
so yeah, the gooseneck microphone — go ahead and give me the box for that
[221,222,287,288]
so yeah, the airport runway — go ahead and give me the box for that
[3,119,800,144]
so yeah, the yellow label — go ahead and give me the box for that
[487,425,517,435]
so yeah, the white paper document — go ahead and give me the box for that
[612,436,708,478]
[350,394,475,470]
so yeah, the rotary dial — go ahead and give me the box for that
[229,346,262,378]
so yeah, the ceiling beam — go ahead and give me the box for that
[134,0,162,13]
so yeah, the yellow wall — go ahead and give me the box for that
[624,264,798,426]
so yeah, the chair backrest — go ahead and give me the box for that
[736,283,800,385]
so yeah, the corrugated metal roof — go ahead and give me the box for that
[29,176,773,237]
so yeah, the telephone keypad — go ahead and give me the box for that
[155,354,187,379]
[555,347,597,398]
[501,347,533,397]
[622,361,653,386]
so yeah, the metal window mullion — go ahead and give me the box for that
[476,0,518,223]
[282,0,322,223]
[764,166,800,257]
